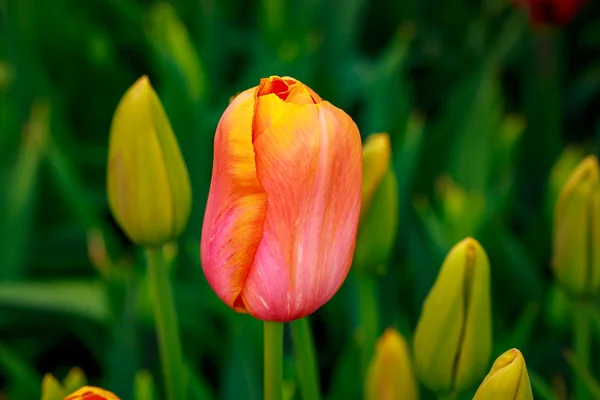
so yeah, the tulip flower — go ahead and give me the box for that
[201,75,362,322]
[413,237,491,394]
[513,0,585,26]
[354,133,398,275]
[107,75,191,247]
[552,155,600,297]
[64,386,120,400]
[473,349,533,400]
[365,328,419,400]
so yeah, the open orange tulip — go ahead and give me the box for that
[201,76,362,322]
[64,386,120,400]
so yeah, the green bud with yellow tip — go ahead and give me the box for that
[365,328,419,400]
[552,155,600,297]
[413,237,491,395]
[41,367,88,400]
[473,349,533,400]
[354,133,399,275]
[107,76,191,247]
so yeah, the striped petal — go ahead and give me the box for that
[200,87,267,311]
[241,96,362,321]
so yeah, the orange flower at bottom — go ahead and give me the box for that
[64,386,120,400]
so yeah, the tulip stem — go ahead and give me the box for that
[438,393,458,400]
[574,301,591,400]
[145,247,186,400]
[264,321,284,400]
[291,317,321,400]
[358,275,380,377]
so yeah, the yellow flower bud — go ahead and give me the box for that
[361,133,391,219]
[107,76,192,247]
[354,133,398,274]
[413,237,491,394]
[41,374,66,400]
[552,155,600,296]
[365,328,419,400]
[473,349,533,400]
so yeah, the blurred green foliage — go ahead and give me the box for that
[1,0,600,399]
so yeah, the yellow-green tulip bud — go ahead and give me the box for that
[41,374,66,400]
[365,328,419,400]
[473,349,533,400]
[552,155,600,296]
[107,76,191,247]
[354,133,399,275]
[546,145,586,218]
[62,367,87,395]
[413,237,492,394]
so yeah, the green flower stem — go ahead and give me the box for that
[145,247,186,400]
[264,321,284,400]
[574,301,590,400]
[358,274,379,376]
[291,317,321,400]
[438,392,458,400]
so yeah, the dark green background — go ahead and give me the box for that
[1,0,600,399]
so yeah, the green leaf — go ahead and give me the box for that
[134,370,158,400]
[0,345,41,399]
[0,281,109,322]
[0,100,50,281]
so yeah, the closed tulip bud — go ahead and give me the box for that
[42,374,65,400]
[473,349,533,400]
[552,155,600,296]
[201,76,362,322]
[365,328,419,400]
[354,133,399,275]
[413,237,492,394]
[64,386,120,400]
[107,76,191,247]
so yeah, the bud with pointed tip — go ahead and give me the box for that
[365,328,419,400]
[41,374,65,400]
[413,237,492,394]
[107,76,192,247]
[354,133,399,275]
[473,348,533,400]
[552,155,600,296]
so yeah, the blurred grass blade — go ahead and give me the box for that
[394,113,425,216]
[528,369,559,400]
[0,345,41,399]
[222,318,261,400]
[585,305,600,348]
[0,100,50,281]
[145,2,208,103]
[448,67,501,191]
[45,136,119,267]
[261,0,285,45]
[363,26,415,135]
[507,302,540,349]
[134,370,157,400]
[564,349,600,398]
[0,281,109,322]
[186,362,214,400]
[325,337,361,400]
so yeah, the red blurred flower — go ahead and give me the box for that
[514,0,586,26]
